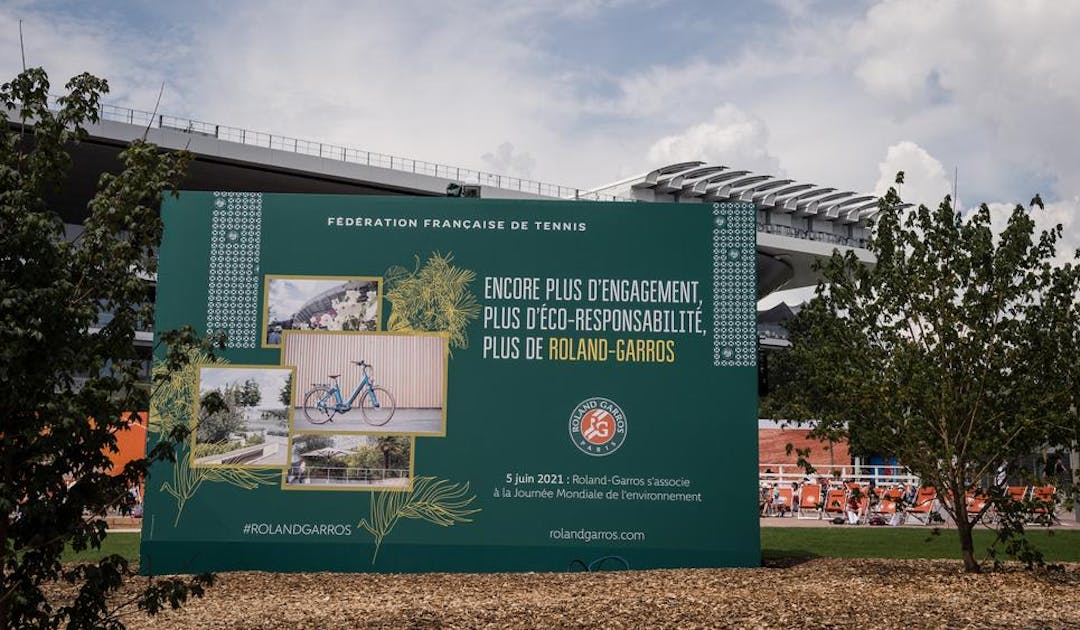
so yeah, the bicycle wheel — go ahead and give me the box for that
[302,387,336,425]
[359,386,396,426]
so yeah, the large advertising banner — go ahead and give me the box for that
[142,192,759,573]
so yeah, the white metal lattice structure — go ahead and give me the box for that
[587,162,882,295]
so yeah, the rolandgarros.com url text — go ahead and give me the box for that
[549,528,645,543]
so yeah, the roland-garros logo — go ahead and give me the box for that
[569,397,627,456]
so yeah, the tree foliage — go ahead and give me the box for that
[195,390,245,445]
[235,379,260,408]
[772,180,1080,572]
[0,68,213,628]
[278,373,292,408]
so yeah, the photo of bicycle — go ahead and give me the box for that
[283,331,447,435]
[302,359,396,426]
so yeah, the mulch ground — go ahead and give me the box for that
[102,558,1080,629]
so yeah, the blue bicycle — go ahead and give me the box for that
[302,360,396,426]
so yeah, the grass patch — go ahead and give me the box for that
[762,526,1080,563]
[62,532,140,564]
[64,528,1080,567]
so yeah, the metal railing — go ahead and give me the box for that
[759,463,920,488]
[757,222,869,249]
[286,465,408,485]
[94,103,633,201]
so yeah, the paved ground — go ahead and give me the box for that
[291,407,443,434]
[193,434,289,467]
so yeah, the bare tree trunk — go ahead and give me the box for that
[955,500,980,573]
[959,520,984,574]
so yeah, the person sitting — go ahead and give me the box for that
[846,492,866,525]
[759,484,772,516]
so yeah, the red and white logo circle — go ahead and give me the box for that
[569,398,627,456]
[580,409,615,445]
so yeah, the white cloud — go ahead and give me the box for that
[646,104,781,174]
[872,141,951,207]
[847,1,1080,198]
[481,142,536,178]
[984,197,1080,266]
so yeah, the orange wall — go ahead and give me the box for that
[759,427,850,466]
[107,412,148,475]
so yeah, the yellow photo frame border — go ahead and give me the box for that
[279,329,451,438]
[190,363,298,471]
[280,432,416,493]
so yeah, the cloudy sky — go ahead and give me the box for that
[3,1,1078,280]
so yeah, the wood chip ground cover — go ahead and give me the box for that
[90,558,1080,629]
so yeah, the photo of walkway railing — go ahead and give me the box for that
[286,465,409,486]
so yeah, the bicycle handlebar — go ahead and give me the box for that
[350,360,367,367]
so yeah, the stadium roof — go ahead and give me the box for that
[587,162,882,227]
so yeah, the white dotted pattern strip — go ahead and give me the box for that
[206,192,263,349]
[713,202,757,367]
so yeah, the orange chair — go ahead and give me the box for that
[823,488,847,519]
[1006,486,1029,503]
[904,487,938,525]
[774,487,794,517]
[965,490,991,523]
[798,484,823,520]
[871,486,902,517]
[1029,486,1057,526]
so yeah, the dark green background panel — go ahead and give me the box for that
[143,192,759,573]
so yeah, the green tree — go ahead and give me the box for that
[279,373,292,408]
[235,378,261,408]
[376,436,410,470]
[0,68,213,627]
[773,179,1080,572]
[195,390,245,444]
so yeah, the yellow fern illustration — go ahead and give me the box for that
[384,252,480,352]
[151,350,278,525]
[358,476,480,563]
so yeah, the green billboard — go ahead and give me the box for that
[142,192,759,573]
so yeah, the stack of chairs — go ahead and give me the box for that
[999,485,1059,526]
